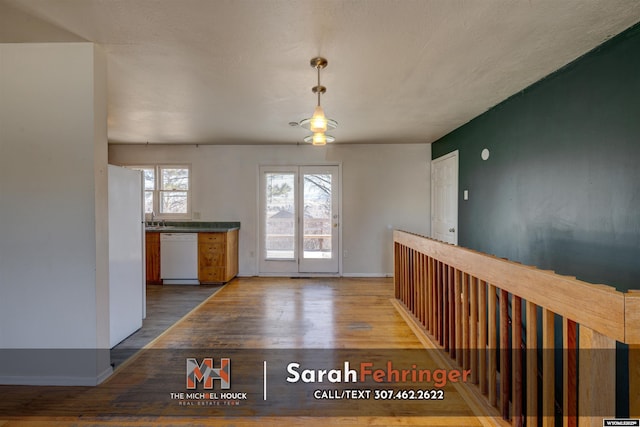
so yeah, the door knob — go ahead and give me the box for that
[449,228,455,233]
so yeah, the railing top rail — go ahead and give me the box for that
[394,230,638,343]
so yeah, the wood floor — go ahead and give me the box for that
[111,284,224,368]
[0,277,504,426]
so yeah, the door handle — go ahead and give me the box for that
[449,228,455,233]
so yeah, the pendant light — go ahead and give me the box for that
[299,57,337,145]
[303,132,335,145]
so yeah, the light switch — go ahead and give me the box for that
[463,190,469,200]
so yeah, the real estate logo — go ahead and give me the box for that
[186,357,230,389]
[170,356,245,407]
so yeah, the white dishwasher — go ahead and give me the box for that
[160,233,199,285]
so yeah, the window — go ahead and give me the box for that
[127,165,191,219]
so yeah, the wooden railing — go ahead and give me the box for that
[394,230,640,427]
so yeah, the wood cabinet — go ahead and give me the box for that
[198,229,238,284]
[145,232,161,285]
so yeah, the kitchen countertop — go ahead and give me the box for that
[145,221,240,233]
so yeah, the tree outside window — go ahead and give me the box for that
[127,165,191,219]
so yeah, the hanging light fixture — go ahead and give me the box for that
[299,57,337,145]
[303,132,335,145]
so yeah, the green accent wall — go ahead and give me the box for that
[432,23,640,292]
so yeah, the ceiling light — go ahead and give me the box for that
[299,57,337,143]
[312,132,326,145]
[304,133,335,145]
[310,105,327,133]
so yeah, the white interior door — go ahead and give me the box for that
[259,165,340,275]
[431,151,458,245]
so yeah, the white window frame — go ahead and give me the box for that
[127,164,192,220]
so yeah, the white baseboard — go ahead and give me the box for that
[162,279,200,285]
[258,272,341,278]
[96,365,114,384]
[341,273,393,278]
[0,366,113,386]
[0,350,114,386]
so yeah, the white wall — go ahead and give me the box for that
[109,143,431,276]
[0,43,110,385]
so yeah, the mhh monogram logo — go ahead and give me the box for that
[186,357,230,389]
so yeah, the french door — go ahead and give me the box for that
[259,165,340,274]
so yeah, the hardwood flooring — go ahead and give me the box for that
[0,277,504,426]
[111,284,224,368]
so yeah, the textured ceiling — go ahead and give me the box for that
[1,0,640,145]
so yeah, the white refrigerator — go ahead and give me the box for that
[108,165,145,348]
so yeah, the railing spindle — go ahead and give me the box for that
[429,256,435,336]
[479,280,488,395]
[412,249,418,316]
[631,343,640,418]
[432,260,438,340]
[400,245,404,302]
[563,318,577,427]
[454,269,462,363]
[450,266,457,358]
[440,261,445,346]
[434,260,438,342]
[405,246,410,305]
[470,276,479,384]
[512,295,523,427]
[500,289,511,420]
[526,301,538,427]
[419,253,426,326]
[488,283,498,407]
[542,308,555,427]
[443,263,450,352]
[462,273,470,371]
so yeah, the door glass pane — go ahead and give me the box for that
[302,174,332,259]
[265,173,295,259]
